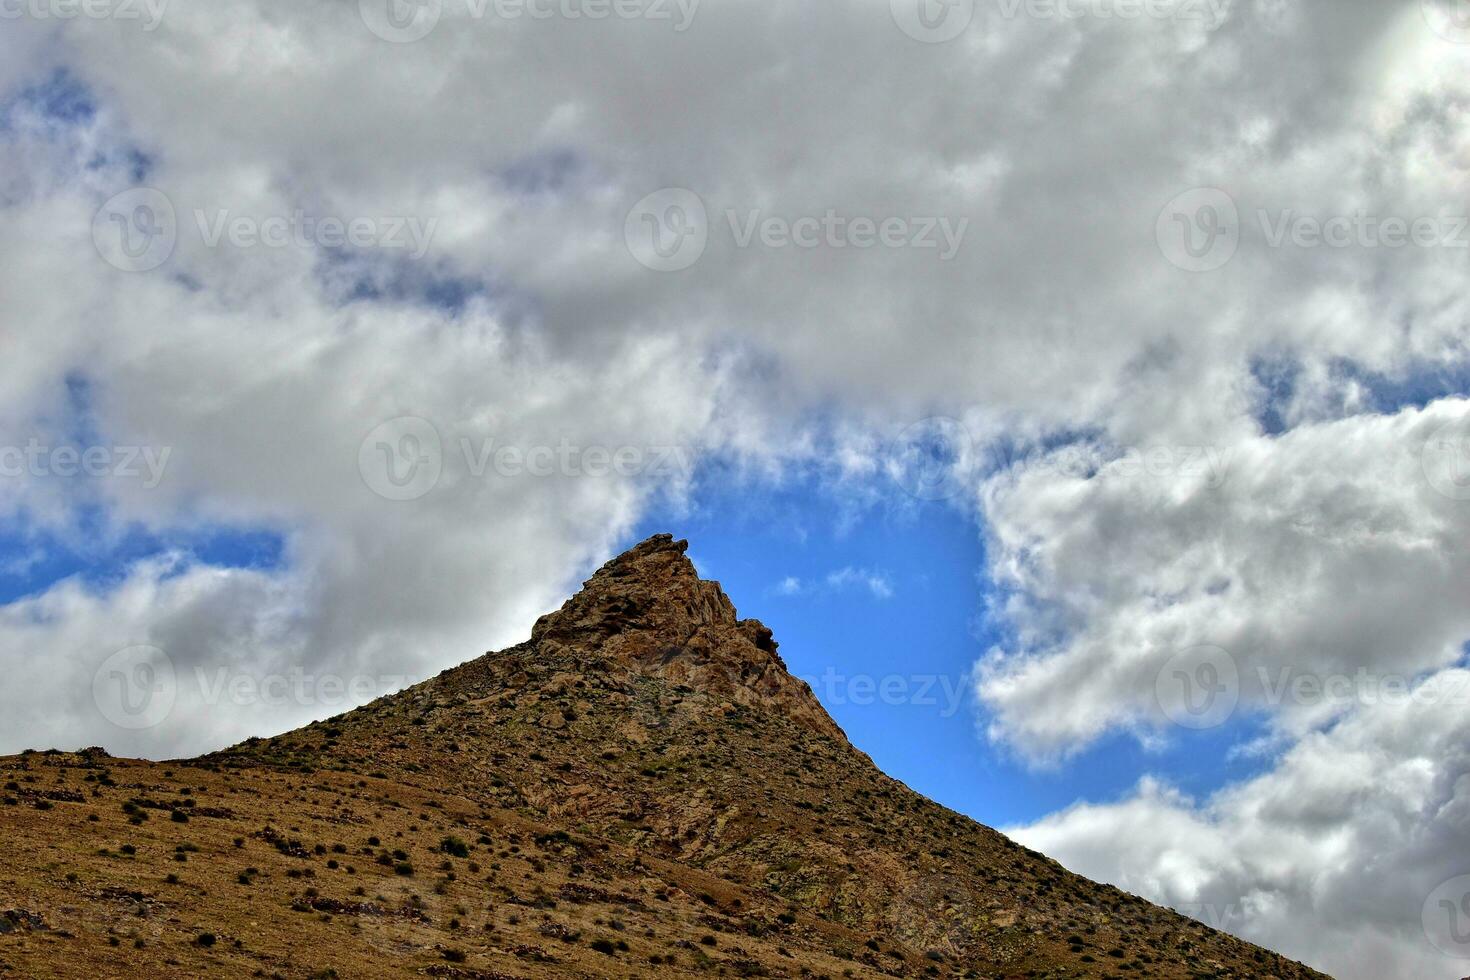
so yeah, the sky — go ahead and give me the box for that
[3,2,1470,977]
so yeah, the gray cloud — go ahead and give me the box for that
[3,3,1469,976]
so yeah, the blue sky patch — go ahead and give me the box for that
[631,470,1270,829]
[1333,356,1470,414]
[9,69,96,126]
[0,516,286,606]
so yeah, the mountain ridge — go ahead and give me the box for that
[0,533,1330,979]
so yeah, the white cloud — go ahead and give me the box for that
[976,398,1470,760]
[774,575,803,596]
[1006,667,1470,980]
[3,4,1470,977]
[772,568,894,600]
[825,566,895,600]
[975,397,1470,977]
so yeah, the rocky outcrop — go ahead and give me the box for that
[529,533,843,738]
[0,534,1332,979]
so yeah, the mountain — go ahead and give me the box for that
[0,534,1328,979]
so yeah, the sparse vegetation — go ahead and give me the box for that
[0,536,1327,980]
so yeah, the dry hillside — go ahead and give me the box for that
[0,534,1329,979]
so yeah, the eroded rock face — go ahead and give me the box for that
[529,534,842,739]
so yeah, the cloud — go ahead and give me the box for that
[3,4,1470,977]
[0,66,771,757]
[772,568,894,600]
[773,576,803,596]
[1006,667,1470,980]
[976,398,1470,760]
[825,567,895,600]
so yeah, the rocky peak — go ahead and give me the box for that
[531,534,741,642]
[529,533,841,738]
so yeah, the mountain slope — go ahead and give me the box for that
[0,534,1328,979]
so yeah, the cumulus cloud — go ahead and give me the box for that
[3,2,1470,976]
[977,398,1470,976]
[1006,667,1470,980]
[0,48,773,757]
[977,398,1470,759]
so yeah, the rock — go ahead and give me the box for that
[523,533,844,739]
[0,909,48,934]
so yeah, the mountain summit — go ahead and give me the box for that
[528,534,841,738]
[0,535,1329,978]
